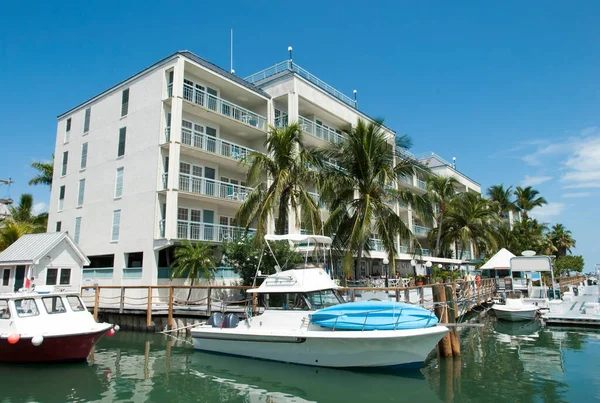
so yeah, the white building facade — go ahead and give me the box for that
[48,51,481,285]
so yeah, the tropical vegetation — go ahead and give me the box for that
[0,193,48,251]
[170,241,217,301]
[28,156,54,188]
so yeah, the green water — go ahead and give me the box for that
[1,314,599,402]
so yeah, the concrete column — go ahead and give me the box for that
[142,247,159,286]
[113,252,126,285]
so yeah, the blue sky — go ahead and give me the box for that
[1,1,599,270]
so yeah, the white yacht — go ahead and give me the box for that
[191,234,449,370]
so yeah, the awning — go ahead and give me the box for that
[264,234,332,245]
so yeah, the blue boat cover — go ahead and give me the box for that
[310,301,438,330]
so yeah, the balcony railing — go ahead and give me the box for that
[413,225,430,236]
[244,60,358,109]
[178,175,252,202]
[457,250,473,260]
[398,245,410,254]
[162,173,168,190]
[416,179,427,191]
[167,82,173,98]
[182,83,267,130]
[298,116,344,144]
[180,129,255,161]
[164,127,171,142]
[368,238,386,252]
[399,175,412,185]
[177,222,255,243]
[274,115,288,128]
[307,191,325,208]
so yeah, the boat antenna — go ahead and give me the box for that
[265,239,282,273]
[251,244,266,288]
[230,29,234,74]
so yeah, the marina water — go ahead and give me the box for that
[1,315,599,402]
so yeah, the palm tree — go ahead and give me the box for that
[548,223,576,257]
[236,123,323,240]
[8,194,47,231]
[427,175,458,257]
[440,192,499,259]
[170,241,217,302]
[320,119,432,278]
[487,184,517,220]
[0,221,34,251]
[29,155,54,188]
[514,186,547,221]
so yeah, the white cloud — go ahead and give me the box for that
[517,127,600,189]
[562,192,591,198]
[521,175,553,187]
[529,202,565,220]
[32,202,48,215]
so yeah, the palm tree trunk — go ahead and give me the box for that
[354,240,366,281]
[187,277,194,302]
[435,211,444,257]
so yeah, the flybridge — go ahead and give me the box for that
[245,60,358,109]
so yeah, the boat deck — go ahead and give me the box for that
[543,294,600,327]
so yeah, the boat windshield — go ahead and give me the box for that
[304,289,344,310]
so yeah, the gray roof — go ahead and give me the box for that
[59,50,270,119]
[0,232,89,265]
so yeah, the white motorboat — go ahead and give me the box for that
[191,234,449,370]
[492,297,539,321]
[542,281,600,327]
[0,288,115,363]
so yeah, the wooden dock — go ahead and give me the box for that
[81,279,496,332]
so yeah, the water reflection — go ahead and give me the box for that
[1,317,599,402]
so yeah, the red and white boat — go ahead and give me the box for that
[0,290,115,363]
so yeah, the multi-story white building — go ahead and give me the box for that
[48,50,480,285]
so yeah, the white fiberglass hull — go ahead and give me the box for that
[191,325,448,369]
[492,305,538,322]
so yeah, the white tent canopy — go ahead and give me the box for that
[264,234,332,245]
[480,248,515,270]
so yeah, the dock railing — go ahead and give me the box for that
[81,279,496,329]
[558,275,586,293]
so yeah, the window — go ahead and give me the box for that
[111,210,121,241]
[65,118,71,143]
[305,290,344,310]
[60,269,71,285]
[262,293,309,311]
[0,300,10,319]
[74,217,81,244]
[115,167,124,198]
[77,179,85,207]
[80,142,88,169]
[14,298,39,317]
[121,88,129,117]
[83,107,91,133]
[117,127,127,157]
[58,185,65,211]
[84,255,115,280]
[2,269,9,286]
[61,151,68,176]
[42,296,66,314]
[127,252,143,268]
[46,268,58,285]
[55,221,62,232]
[66,295,85,311]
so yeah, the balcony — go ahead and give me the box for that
[245,60,358,109]
[182,82,267,131]
[177,221,255,243]
[299,116,345,145]
[275,115,288,129]
[368,238,386,252]
[413,225,430,237]
[161,173,168,190]
[308,191,325,209]
[179,128,256,162]
[178,175,252,203]
[416,179,427,191]
[159,219,165,238]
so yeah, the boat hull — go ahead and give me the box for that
[492,306,538,322]
[0,328,110,363]
[191,326,448,369]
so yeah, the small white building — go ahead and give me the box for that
[0,232,90,293]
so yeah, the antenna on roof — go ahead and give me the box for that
[353,89,358,108]
[230,29,234,74]
[452,157,456,169]
[288,46,293,63]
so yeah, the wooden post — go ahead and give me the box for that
[466,281,471,312]
[93,286,100,322]
[395,289,400,302]
[168,286,174,328]
[451,282,458,319]
[119,287,125,314]
[350,288,356,302]
[206,287,212,316]
[404,288,410,303]
[419,286,425,306]
[433,284,452,357]
[146,287,152,328]
[445,284,461,357]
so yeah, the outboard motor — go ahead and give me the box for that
[573,286,579,297]
[223,313,240,328]
[207,312,224,328]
